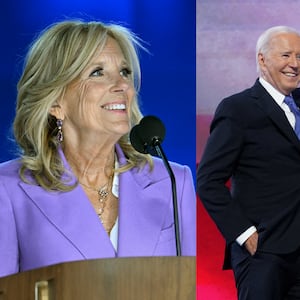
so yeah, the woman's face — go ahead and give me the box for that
[58,36,135,144]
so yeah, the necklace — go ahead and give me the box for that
[79,177,112,222]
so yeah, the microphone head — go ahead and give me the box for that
[129,124,148,154]
[129,115,166,154]
[140,115,166,145]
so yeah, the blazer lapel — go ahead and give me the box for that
[19,175,116,259]
[252,80,300,151]
[117,166,171,256]
[115,145,171,256]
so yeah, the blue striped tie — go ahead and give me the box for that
[284,95,300,139]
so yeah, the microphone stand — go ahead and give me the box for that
[152,138,181,256]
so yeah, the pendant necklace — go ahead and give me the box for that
[79,177,112,222]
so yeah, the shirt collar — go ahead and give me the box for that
[259,77,287,106]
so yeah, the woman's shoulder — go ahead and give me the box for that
[0,159,21,178]
[152,156,187,169]
[151,156,192,180]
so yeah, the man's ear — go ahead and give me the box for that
[258,53,265,68]
[49,103,64,120]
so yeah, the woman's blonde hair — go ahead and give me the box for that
[13,19,152,191]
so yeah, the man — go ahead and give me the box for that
[197,26,300,300]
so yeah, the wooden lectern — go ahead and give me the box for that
[0,256,195,300]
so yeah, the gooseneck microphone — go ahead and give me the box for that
[130,116,181,256]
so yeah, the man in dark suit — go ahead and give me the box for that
[197,26,300,300]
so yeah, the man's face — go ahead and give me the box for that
[258,32,300,95]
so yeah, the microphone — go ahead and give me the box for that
[129,116,165,154]
[130,116,181,256]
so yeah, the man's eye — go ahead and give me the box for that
[90,68,104,77]
[120,68,132,78]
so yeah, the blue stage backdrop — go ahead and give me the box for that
[0,0,195,179]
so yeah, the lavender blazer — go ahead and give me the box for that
[0,144,195,277]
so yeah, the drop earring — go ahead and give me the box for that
[56,119,63,143]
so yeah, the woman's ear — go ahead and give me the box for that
[49,103,64,120]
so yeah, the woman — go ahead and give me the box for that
[0,19,195,277]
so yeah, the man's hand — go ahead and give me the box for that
[244,231,258,256]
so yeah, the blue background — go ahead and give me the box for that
[0,1,195,179]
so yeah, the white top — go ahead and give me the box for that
[109,159,119,251]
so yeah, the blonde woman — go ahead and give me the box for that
[0,19,195,277]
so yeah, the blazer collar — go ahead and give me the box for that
[20,180,117,258]
[115,144,172,256]
[20,144,171,257]
[118,164,172,256]
[20,147,117,259]
[252,79,300,150]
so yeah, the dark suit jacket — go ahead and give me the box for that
[197,79,300,266]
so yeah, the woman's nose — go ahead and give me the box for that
[110,75,131,92]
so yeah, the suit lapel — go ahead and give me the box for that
[252,81,300,151]
[19,175,116,259]
[116,145,171,256]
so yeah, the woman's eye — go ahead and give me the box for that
[90,68,104,77]
[120,68,132,78]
